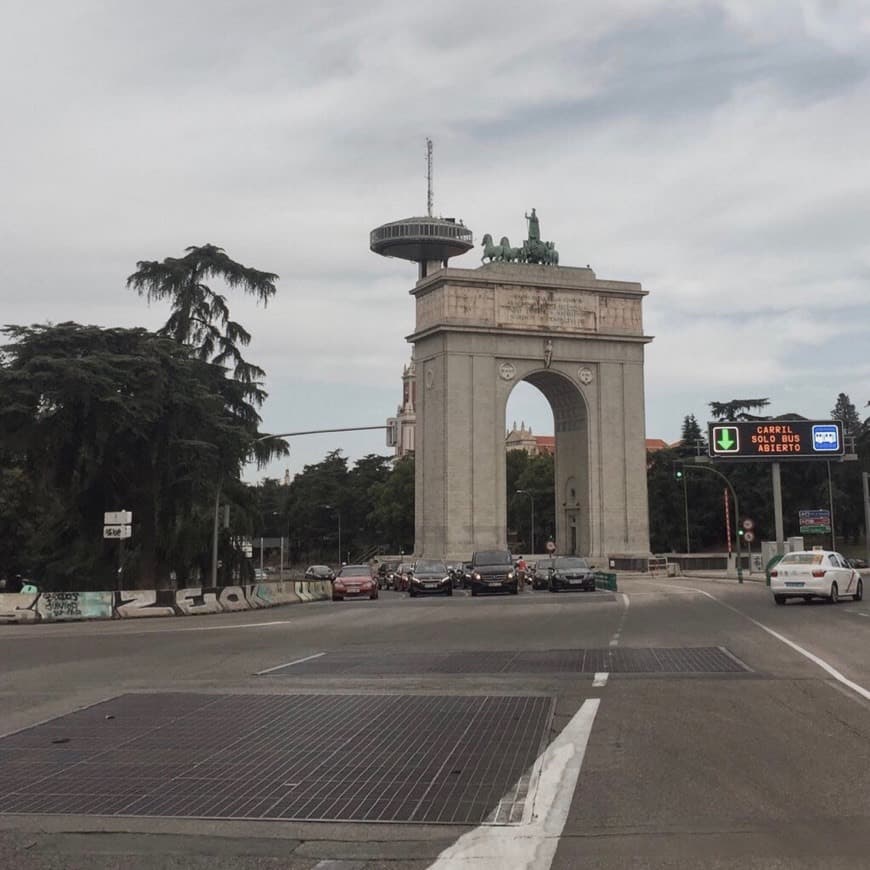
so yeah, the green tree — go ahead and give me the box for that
[679,414,705,456]
[346,455,393,556]
[0,323,274,589]
[371,456,415,554]
[831,392,861,436]
[127,243,278,405]
[709,398,770,421]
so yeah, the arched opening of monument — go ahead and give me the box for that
[504,371,590,556]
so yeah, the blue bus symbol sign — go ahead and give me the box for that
[811,425,840,452]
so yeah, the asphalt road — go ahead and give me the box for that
[1,575,869,869]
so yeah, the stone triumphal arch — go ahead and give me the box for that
[407,247,653,564]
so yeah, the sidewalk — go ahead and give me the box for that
[617,569,766,585]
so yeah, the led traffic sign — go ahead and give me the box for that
[707,420,844,460]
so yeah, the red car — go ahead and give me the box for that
[332,565,378,601]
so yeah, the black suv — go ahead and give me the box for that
[470,549,518,596]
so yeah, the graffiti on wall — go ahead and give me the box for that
[0,580,330,624]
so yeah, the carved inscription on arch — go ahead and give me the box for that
[497,288,597,332]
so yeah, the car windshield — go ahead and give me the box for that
[553,557,590,569]
[415,560,447,573]
[339,566,370,577]
[780,553,824,565]
[309,565,329,573]
[473,550,512,565]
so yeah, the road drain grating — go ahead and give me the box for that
[0,693,553,824]
[267,647,748,676]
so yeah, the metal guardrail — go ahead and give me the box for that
[593,571,618,592]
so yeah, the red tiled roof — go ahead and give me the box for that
[645,439,669,451]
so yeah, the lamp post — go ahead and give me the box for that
[324,504,342,565]
[516,489,535,554]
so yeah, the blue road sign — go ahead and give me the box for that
[811,425,841,452]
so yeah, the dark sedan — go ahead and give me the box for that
[408,559,453,598]
[304,564,335,582]
[548,557,595,592]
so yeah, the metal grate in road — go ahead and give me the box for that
[0,693,553,825]
[266,647,749,676]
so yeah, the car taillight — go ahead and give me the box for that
[812,569,826,578]
[769,570,777,577]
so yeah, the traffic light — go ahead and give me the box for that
[737,528,744,537]
[673,463,684,481]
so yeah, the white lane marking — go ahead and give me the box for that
[841,610,870,618]
[656,582,870,703]
[255,652,325,675]
[0,619,294,639]
[160,620,293,633]
[592,672,609,687]
[428,699,600,870]
[607,592,630,648]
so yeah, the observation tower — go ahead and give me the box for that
[370,139,473,279]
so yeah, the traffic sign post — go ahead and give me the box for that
[103,525,132,539]
[104,509,132,590]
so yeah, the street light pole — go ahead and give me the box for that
[324,504,341,565]
[683,462,743,583]
[516,490,534,554]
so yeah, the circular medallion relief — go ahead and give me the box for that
[578,366,594,385]
[498,362,517,381]
[425,368,435,389]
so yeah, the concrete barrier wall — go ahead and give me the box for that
[0,580,330,624]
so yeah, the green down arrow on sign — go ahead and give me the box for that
[714,426,739,452]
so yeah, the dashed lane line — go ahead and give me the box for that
[592,672,609,687]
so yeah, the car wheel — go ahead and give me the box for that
[774,594,786,605]
[829,582,839,604]
[510,583,518,595]
[446,587,453,597]
[332,595,342,602]
[370,593,377,600]
[804,596,813,604]
[409,589,416,598]
[471,587,479,597]
[854,578,863,601]
[549,584,556,593]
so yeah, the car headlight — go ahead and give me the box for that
[507,571,514,579]
[473,572,481,580]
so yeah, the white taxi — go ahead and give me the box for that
[770,550,863,605]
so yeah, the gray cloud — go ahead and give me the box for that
[2,0,869,477]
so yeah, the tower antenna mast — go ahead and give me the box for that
[426,137,433,218]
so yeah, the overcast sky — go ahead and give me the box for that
[2,0,869,482]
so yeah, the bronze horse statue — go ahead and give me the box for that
[481,233,503,263]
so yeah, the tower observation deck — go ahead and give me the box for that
[370,216,473,279]
[370,139,473,279]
